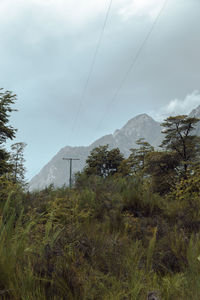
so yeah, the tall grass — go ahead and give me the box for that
[0,174,200,299]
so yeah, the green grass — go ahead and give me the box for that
[0,174,200,299]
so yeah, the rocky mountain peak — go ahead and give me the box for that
[123,113,154,128]
[114,113,161,146]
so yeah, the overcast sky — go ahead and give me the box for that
[1,0,200,179]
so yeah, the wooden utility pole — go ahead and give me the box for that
[62,158,80,188]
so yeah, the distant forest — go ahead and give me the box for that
[1,89,200,299]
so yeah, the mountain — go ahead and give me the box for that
[29,113,162,190]
[189,104,200,135]
[113,114,162,156]
[29,107,200,191]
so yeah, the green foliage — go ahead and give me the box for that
[128,138,154,175]
[0,171,200,299]
[0,111,200,298]
[146,227,157,272]
[85,145,124,177]
[145,151,180,195]
[0,148,12,177]
[0,89,17,144]
[164,166,200,232]
[9,142,27,184]
[161,115,200,174]
[0,89,17,176]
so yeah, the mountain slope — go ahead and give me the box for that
[113,114,163,155]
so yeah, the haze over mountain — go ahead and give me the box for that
[29,106,200,191]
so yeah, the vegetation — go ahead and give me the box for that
[160,115,200,175]
[1,89,200,299]
[85,145,124,177]
[9,142,27,184]
[0,89,17,176]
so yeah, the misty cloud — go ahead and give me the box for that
[150,91,200,121]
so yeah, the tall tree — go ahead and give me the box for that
[107,148,125,176]
[160,115,200,175]
[0,89,17,176]
[85,145,124,178]
[9,142,27,183]
[128,138,154,174]
[145,151,180,195]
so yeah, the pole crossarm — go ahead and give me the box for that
[62,158,80,160]
[62,158,80,188]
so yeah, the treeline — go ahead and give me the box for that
[0,89,200,299]
[79,113,200,195]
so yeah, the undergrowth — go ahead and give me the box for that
[0,174,199,299]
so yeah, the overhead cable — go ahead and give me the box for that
[94,0,169,134]
[69,0,113,141]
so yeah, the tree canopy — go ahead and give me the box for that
[160,115,200,175]
[85,145,124,177]
[0,89,17,176]
[128,138,154,174]
[0,89,17,144]
[9,142,27,183]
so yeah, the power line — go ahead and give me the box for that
[94,0,169,135]
[69,0,113,141]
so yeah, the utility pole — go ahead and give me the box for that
[62,158,80,188]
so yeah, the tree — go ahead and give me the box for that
[0,89,17,176]
[107,147,125,176]
[117,158,132,177]
[85,145,124,178]
[9,142,27,183]
[128,138,154,175]
[171,165,200,202]
[145,151,180,195]
[160,115,200,175]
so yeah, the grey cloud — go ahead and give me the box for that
[1,0,200,179]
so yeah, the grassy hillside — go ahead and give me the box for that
[0,170,200,299]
